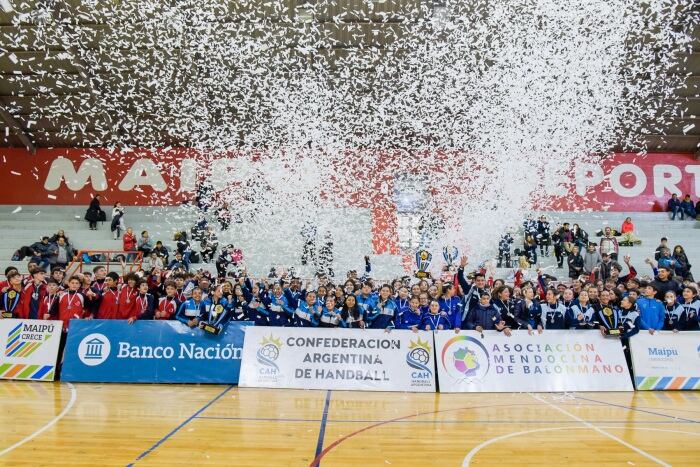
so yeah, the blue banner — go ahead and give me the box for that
[61,320,251,383]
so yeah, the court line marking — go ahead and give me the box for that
[195,415,694,425]
[127,385,233,466]
[574,395,699,423]
[314,390,332,465]
[0,382,77,458]
[530,394,670,467]
[461,425,699,467]
[308,402,545,466]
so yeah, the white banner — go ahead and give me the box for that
[0,319,63,381]
[239,327,436,392]
[630,331,700,390]
[435,330,633,392]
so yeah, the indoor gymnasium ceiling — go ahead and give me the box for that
[0,0,698,153]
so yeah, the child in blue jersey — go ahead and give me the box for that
[420,300,452,331]
[268,283,292,327]
[680,286,699,330]
[394,286,410,312]
[356,281,378,326]
[340,294,365,328]
[467,292,511,335]
[569,289,595,329]
[540,289,568,329]
[244,283,270,326]
[319,295,341,328]
[293,291,321,327]
[200,286,231,329]
[662,291,686,332]
[637,284,665,333]
[399,296,423,330]
[176,287,204,327]
[438,284,463,331]
[515,286,542,334]
[372,285,398,330]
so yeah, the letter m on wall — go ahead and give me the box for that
[44,157,108,191]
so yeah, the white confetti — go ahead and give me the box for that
[11,206,22,214]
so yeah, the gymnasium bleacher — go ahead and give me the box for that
[0,205,696,280]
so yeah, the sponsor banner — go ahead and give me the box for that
[61,320,251,383]
[0,319,62,381]
[0,148,696,211]
[629,331,700,390]
[239,327,436,392]
[435,330,633,393]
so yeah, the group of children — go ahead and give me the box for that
[2,253,699,344]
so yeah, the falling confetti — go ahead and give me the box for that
[2,0,696,273]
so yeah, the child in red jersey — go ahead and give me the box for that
[97,272,121,319]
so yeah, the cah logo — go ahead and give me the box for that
[407,337,433,384]
[77,333,111,366]
[5,322,56,358]
[441,335,490,381]
[256,334,282,376]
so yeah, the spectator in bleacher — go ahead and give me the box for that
[668,193,682,220]
[167,251,190,272]
[599,226,619,260]
[111,203,125,240]
[48,237,73,269]
[152,241,169,262]
[654,237,668,261]
[144,252,164,272]
[191,215,208,242]
[551,225,564,268]
[176,232,193,265]
[571,223,588,251]
[200,227,219,263]
[598,252,621,282]
[48,229,70,246]
[696,199,700,219]
[85,194,104,230]
[137,230,154,256]
[657,248,676,274]
[567,245,584,279]
[536,216,550,257]
[30,237,51,268]
[123,227,137,262]
[680,194,697,220]
[672,245,692,281]
[619,217,642,246]
[560,222,574,255]
[583,242,602,276]
[217,202,232,230]
[523,234,537,266]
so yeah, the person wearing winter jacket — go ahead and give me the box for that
[636,283,665,332]
[111,203,125,239]
[680,194,696,220]
[122,227,137,262]
[567,245,584,279]
[137,231,155,256]
[583,243,602,275]
[668,193,682,220]
[599,227,619,260]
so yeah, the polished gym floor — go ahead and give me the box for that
[0,382,698,466]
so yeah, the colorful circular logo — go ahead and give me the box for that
[441,335,490,381]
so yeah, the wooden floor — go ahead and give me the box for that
[0,382,698,466]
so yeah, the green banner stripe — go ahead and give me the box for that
[17,365,39,379]
[43,370,54,381]
[9,328,21,340]
[22,343,42,358]
[640,377,659,390]
[0,363,11,375]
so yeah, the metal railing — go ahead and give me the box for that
[66,250,144,277]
